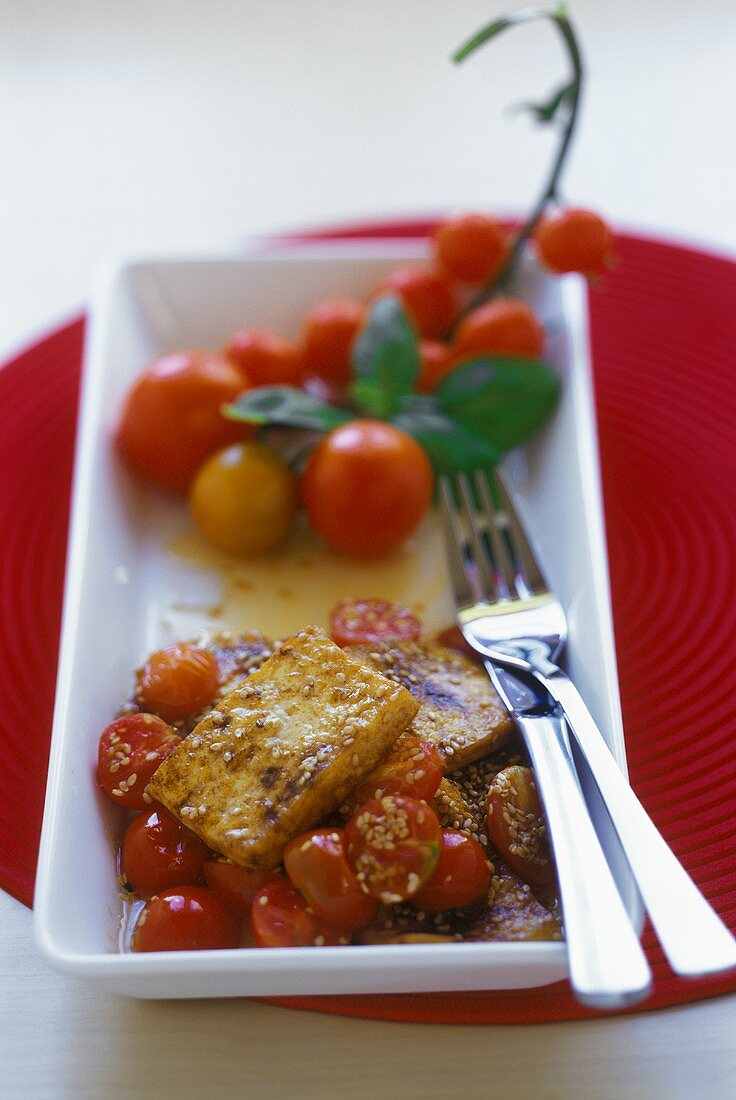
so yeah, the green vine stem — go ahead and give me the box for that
[450,4,584,327]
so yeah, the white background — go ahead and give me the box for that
[2,1,736,1096]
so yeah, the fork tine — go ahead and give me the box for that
[437,476,474,608]
[473,471,516,596]
[456,472,497,599]
[493,470,547,595]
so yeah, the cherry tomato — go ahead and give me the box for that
[343,736,445,814]
[97,714,180,809]
[223,328,303,387]
[203,861,283,918]
[411,829,492,912]
[329,597,422,647]
[453,298,545,360]
[117,351,247,492]
[136,642,220,722]
[132,886,241,952]
[375,267,456,340]
[301,420,433,557]
[284,829,377,930]
[416,340,454,394]
[534,208,614,277]
[434,213,510,284]
[251,877,351,947]
[435,625,482,662]
[486,765,554,890]
[345,795,441,903]
[300,298,365,384]
[121,807,210,896]
[189,441,297,555]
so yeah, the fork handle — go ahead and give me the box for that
[515,711,651,1009]
[544,672,736,977]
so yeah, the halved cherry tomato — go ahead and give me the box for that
[300,298,365,384]
[411,829,492,912]
[132,886,242,952]
[486,765,554,890]
[116,351,247,492]
[434,213,510,284]
[329,597,422,648]
[534,207,613,277]
[302,420,433,558]
[251,877,351,947]
[345,795,441,903]
[136,642,220,722]
[223,328,303,387]
[343,736,444,814]
[416,340,454,394]
[453,297,544,359]
[203,861,283,918]
[97,713,180,809]
[375,267,455,340]
[284,829,377,930]
[121,807,210,896]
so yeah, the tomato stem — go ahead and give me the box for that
[449,4,584,331]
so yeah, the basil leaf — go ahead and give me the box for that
[224,386,353,432]
[351,294,420,417]
[436,356,559,452]
[349,378,395,419]
[393,395,500,477]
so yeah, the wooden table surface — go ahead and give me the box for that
[2,3,735,1096]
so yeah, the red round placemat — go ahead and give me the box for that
[1,223,735,1024]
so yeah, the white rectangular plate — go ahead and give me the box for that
[34,240,636,998]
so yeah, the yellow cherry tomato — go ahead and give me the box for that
[189,442,297,555]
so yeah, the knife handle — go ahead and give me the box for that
[515,709,651,1008]
[544,672,736,977]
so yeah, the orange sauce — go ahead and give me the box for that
[167,510,454,641]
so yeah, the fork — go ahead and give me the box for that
[439,473,651,1009]
[439,469,736,984]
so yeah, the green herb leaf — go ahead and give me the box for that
[516,81,574,125]
[436,357,559,452]
[453,16,512,62]
[350,294,420,418]
[393,394,500,477]
[224,386,353,432]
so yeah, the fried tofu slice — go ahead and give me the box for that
[147,626,419,870]
[346,641,513,768]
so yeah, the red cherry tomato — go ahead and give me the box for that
[117,351,247,492]
[486,765,554,889]
[329,597,422,647]
[435,625,482,662]
[343,736,445,815]
[223,328,303,387]
[301,420,433,558]
[136,642,220,722]
[121,807,210,896]
[411,829,492,912]
[284,828,377,930]
[434,213,510,284]
[203,861,283,918]
[97,714,180,809]
[416,340,454,394]
[132,886,242,952]
[300,298,365,385]
[376,267,456,340]
[251,877,352,947]
[534,208,614,277]
[345,795,441,903]
[454,297,545,360]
